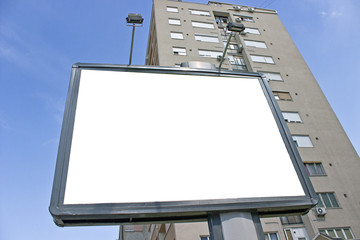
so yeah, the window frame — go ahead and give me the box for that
[198,49,223,58]
[292,135,313,148]
[304,162,326,176]
[228,43,239,50]
[250,55,275,64]
[280,216,303,225]
[220,30,235,41]
[244,40,267,49]
[233,14,254,22]
[194,34,219,43]
[200,236,210,240]
[264,232,279,240]
[168,18,181,25]
[228,55,247,71]
[170,32,184,40]
[192,21,215,29]
[189,9,210,16]
[260,72,283,81]
[166,6,179,13]
[316,192,340,208]
[282,112,302,123]
[244,27,260,35]
[172,47,187,56]
[272,91,292,101]
[215,15,229,24]
[320,228,354,239]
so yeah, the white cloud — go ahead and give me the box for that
[319,10,343,18]
[330,11,343,17]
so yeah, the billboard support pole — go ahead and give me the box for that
[128,24,135,65]
[208,212,265,240]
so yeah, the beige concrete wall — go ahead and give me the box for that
[174,222,209,240]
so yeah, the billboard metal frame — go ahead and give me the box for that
[50,63,317,227]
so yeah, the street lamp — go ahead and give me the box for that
[126,13,144,65]
[218,22,245,70]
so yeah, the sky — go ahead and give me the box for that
[0,0,359,239]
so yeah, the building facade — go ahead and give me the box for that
[138,0,360,239]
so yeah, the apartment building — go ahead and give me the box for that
[135,0,360,239]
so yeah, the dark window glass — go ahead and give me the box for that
[280,216,303,225]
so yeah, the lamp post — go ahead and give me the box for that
[218,22,245,70]
[126,13,144,65]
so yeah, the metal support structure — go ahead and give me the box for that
[218,32,234,70]
[128,24,135,65]
[126,13,143,65]
[208,212,265,240]
[118,225,124,240]
[208,214,224,240]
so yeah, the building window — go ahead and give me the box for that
[167,7,179,13]
[223,42,241,54]
[168,18,181,25]
[244,40,267,48]
[234,14,254,22]
[172,47,186,56]
[200,236,210,240]
[320,228,354,239]
[264,232,279,240]
[227,43,239,50]
[228,55,247,71]
[292,135,313,147]
[284,228,309,240]
[170,32,184,39]
[280,216,303,225]
[250,55,274,64]
[282,112,302,123]
[317,192,340,208]
[304,162,326,176]
[244,27,260,34]
[215,15,229,27]
[189,9,210,16]
[220,30,234,41]
[192,21,214,29]
[198,49,222,58]
[260,72,283,81]
[272,91,292,101]
[194,34,219,43]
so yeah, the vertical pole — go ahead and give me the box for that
[129,24,135,65]
[218,32,233,70]
[118,225,124,240]
[208,212,265,240]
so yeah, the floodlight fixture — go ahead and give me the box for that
[227,22,245,32]
[218,22,245,70]
[126,13,144,65]
[126,13,144,25]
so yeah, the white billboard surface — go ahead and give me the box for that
[63,70,304,205]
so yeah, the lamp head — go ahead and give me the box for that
[126,13,144,24]
[227,22,245,32]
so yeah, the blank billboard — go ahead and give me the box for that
[50,64,316,226]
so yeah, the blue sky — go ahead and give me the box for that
[0,0,359,239]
